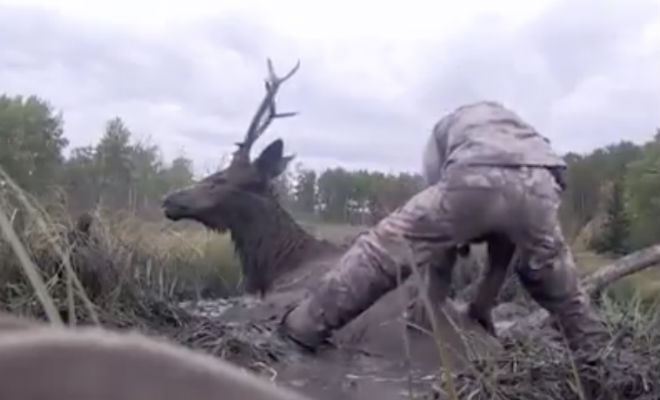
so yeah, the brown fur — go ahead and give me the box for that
[0,312,310,400]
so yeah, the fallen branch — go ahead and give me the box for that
[502,244,660,333]
[582,244,660,295]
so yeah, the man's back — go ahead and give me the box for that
[423,101,566,185]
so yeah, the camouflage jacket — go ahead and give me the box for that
[422,101,567,186]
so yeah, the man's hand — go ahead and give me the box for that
[467,302,497,337]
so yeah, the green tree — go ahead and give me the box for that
[159,156,195,194]
[313,167,423,225]
[129,139,163,212]
[625,131,660,248]
[560,141,643,242]
[95,117,134,210]
[317,168,353,222]
[561,153,601,230]
[294,165,317,215]
[0,95,67,195]
[61,146,101,211]
[591,178,631,255]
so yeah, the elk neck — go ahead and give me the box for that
[225,193,339,296]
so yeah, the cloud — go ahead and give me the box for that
[416,0,660,153]
[0,0,658,177]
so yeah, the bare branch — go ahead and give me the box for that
[232,59,301,164]
[582,244,660,295]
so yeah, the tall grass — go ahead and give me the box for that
[97,215,241,300]
[449,290,660,399]
[0,170,242,331]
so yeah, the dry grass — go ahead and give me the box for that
[450,294,660,400]
[0,172,241,334]
[99,215,242,300]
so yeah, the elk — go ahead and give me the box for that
[161,59,507,395]
[0,312,310,400]
[162,59,340,298]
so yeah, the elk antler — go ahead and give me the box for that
[232,58,301,165]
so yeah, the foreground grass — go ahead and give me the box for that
[451,293,660,400]
[0,175,241,331]
[101,215,241,299]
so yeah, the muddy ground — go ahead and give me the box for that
[176,293,660,400]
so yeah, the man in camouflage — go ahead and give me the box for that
[281,101,607,353]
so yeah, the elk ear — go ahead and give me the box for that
[255,139,294,179]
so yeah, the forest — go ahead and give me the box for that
[2,94,658,256]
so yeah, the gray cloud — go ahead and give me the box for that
[417,0,659,153]
[0,0,658,177]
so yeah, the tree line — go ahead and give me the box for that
[1,94,658,255]
[561,134,660,254]
[275,165,425,225]
[0,95,193,217]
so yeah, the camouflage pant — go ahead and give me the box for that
[284,165,606,350]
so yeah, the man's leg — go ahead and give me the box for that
[516,236,607,352]
[468,234,517,336]
[512,168,608,352]
[281,165,518,350]
[404,248,458,332]
[282,182,471,350]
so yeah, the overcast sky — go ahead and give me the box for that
[1,0,658,176]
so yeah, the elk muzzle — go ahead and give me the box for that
[162,192,191,221]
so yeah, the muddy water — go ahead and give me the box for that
[275,346,438,400]
[180,294,512,400]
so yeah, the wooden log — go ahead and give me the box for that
[582,244,660,295]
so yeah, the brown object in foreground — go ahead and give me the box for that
[0,312,310,400]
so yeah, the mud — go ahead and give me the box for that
[275,348,438,400]
[178,293,660,400]
[179,290,509,400]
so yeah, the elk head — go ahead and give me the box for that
[162,59,300,232]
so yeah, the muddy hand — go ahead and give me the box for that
[468,303,497,337]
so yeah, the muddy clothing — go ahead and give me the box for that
[282,101,606,352]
